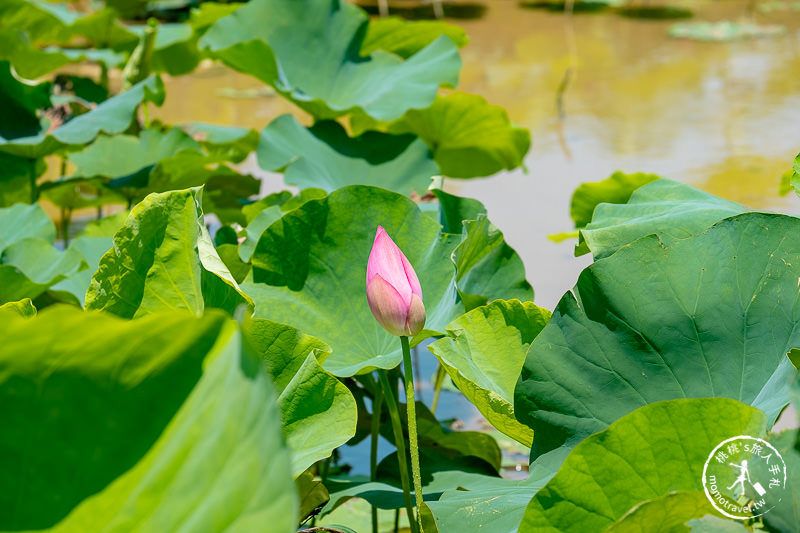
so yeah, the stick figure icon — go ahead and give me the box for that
[727,460,750,496]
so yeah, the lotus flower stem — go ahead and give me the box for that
[401,335,425,532]
[377,369,419,533]
[369,385,384,533]
[431,363,446,415]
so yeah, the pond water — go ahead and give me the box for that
[152,0,800,469]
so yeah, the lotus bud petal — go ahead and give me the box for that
[366,226,426,337]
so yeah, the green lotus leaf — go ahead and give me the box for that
[604,492,717,532]
[50,235,115,306]
[0,237,87,304]
[387,92,531,178]
[579,178,747,259]
[687,515,751,532]
[199,0,460,121]
[241,185,460,376]
[244,318,357,476]
[360,16,469,58]
[0,1,137,48]
[520,398,766,532]
[429,300,550,447]
[0,297,35,317]
[86,187,252,318]
[0,75,165,159]
[0,28,125,79]
[0,202,55,253]
[257,114,438,194]
[0,60,52,141]
[453,216,533,310]
[296,469,331,523]
[68,127,201,181]
[517,213,800,457]
[790,151,800,194]
[0,306,297,532]
[570,171,661,229]
[431,187,487,234]
[762,429,800,532]
[183,122,260,163]
[0,152,44,207]
[240,186,530,376]
[424,447,568,533]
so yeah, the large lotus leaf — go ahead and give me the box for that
[570,171,661,229]
[0,75,165,159]
[387,92,531,178]
[430,300,550,447]
[86,187,251,318]
[360,17,469,58]
[604,492,717,532]
[0,202,55,253]
[244,318,357,476]
[579,178,748,259]
[239,185,531,376]
[68,127,201,180]
[0,306,297,532]
[0,60,52,141]
[520,398,766,532]
[453,215,533,310]
[240,189,460,376]
[516,213,800,457]
[199,0,460,121]
[256,114,438,195]
[0,237,87,304]
[424,447,568,533]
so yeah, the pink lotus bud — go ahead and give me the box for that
[366,226,426,337]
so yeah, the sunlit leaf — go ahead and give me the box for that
[0,237,87,304]
[244,318,357,476]
[430,300,550,447]
[85,187,251,318]
[520,399,766,532]
[0,307,297,532]
[569,171,661,229]
[517,213,800,457]
[387,92,530,178]
[361,17,469,58]
[0,298,36,317]
[199,0,460,121]
[578,178,747,259]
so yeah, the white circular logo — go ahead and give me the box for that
[702,435,787,519]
